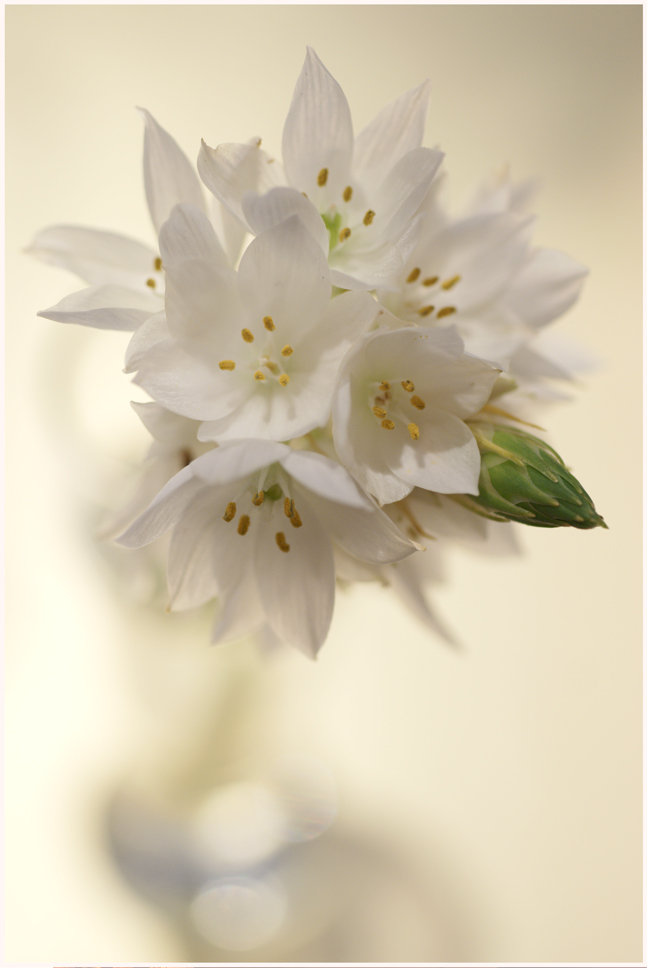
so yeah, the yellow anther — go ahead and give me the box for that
[363,210,375,225]
[372,406,387,418]
[241,328,254,343]
[343,186,353,202]
[339,227,351,242]
[317,168,328,186]
[219,360,236,370]
[263,315,275,331]
[154,257,162,271]
[401,380,415,393]
[223,502,237,522]
[423,275,439,286]
[281,345,293,357]
[381,418,396,430]
[279,374,290,387]
[284,497,295,518]
[237,514,250,535]
[146,278,156,288]
[436,306,457,318]
[252,491,265,506]
[406,267,421,283]
[290,509,303,528]
[410,395,426,410]
[254,370,266,381]
[408,423,420,440]
[275,531,290,552]
[418,305,435,317]
[379,381,390,392]
[441,274,461,290]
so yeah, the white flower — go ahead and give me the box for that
[197,47,443,291]
[332,325,500,505]
[117,439,418,657]
[133,206,379,442]
[33,110,242,332]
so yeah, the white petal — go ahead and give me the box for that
[281,47,353,200]
[329,213,424,291]
[211,561,267,645]
[138,107,206,233]
[209,195,248,268]
[28,225,159,289]
[167,487,225,610]
[384,407,482,495]
[159,203,228,267]
[505,248,588,328]
[163,258,241,344]
[130,399,200,445]
[117,464,204,547]
[124,311,170,372]
[241,187,328,253]
[281,450,373,509]
[372,147,444,242]
[304,489,418,563]
[198,138,284,229]
[37,284,158,331]
[134,338,249,420]
[189,439,291,487]
[353,80,432,195]
[385,556,458,645]
[254,497,335,658]
[236,216,330,338]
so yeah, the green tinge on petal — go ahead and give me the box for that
[461,423,607,530]
[321,210,342,251]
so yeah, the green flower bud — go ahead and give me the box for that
[461,423,607,529]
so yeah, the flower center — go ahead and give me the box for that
[369,378,425,441]
[218,314,293,387]
[318,181,377,252]
[219,466,304,553]
[393,267,461,323]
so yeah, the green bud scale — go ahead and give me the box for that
[461,423,607,529]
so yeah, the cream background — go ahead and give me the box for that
[6,4,642,964]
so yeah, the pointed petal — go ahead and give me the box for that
[241,187,328,253]
[211,560,267,645]
[282,47,353,200]
[28,225,159,289]
[254,498,335,658]
[281,450,373,509]
[373,147,444,242]
[37,284,158,331]
[124,311,170,372]
[159,202,228,267]
[117,464,204,547]
[197,138,284,228]
[163,258,240,343]
[236,216,330,337]
[506,248,588,328]
[138,107,206,233]
[209,195,248,267]
[304,489,418,564]
[385,556,459,646]
[167,488,222,610]
[353,80,432,195]
[130,400,201,445]
[189,440,290,487]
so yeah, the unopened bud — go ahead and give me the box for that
[463,423,607,529]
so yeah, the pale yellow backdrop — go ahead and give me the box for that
[6,4,642,964]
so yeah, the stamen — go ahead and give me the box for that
[263,315,275,331]
[237,515,250,536]
[381,419,396,430]
[379,381,390,392]
[289,509,303,528]
[436,306,456,318]
[223,502,237,522]
[372,406,387,418]
[154,257,162,271]
[423,276,439,287]
[363,210,375,226]
[279,374,290,387]
[241,328,254,343]
[339,227,351,242]
[401,380,415,392]
[408,423,420,440]
[317,168,328,186]
[275,531,290,553]
[342,186,353,202]
[254,370,266,381]
[441,274,461,290]
[284,497,295,518]
[407,268,421,283]
[418,305,435,317]
[281,345,293,357]
[146,278,156,288]
[410,395,426,410]
[252,491,265,506]
[219,360,236,370]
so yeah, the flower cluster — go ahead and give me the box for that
[32,49,605,658]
